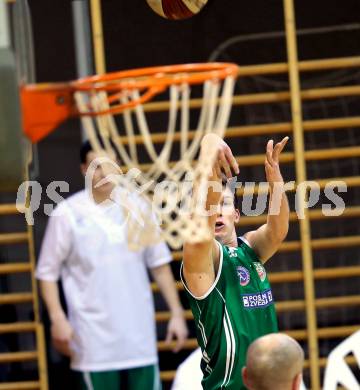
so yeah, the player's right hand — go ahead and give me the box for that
[201,134,239,179]
[51,316,74,357]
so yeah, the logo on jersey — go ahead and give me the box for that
[254,262,267,282]
[242,289,274,309]
[236,266,250,286]
[228,247,238,258]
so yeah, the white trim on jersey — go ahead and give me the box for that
[222,316,232,388]
[195,301,208,347]
[198,319,208,347]
[180,240,223,301]
[83,372,94,390]
[238,235,252,248]
[216,288,236,388]
[224,308,236,387]
[202,350,210,364]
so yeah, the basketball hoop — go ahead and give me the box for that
[21,63,239,249]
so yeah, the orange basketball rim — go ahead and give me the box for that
[20,63,239,143]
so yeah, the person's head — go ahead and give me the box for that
[80,140,118,196]
[214,180,240,246]
[242,333,304,390]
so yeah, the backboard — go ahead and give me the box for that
[0,0,36,191]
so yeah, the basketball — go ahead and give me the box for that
[146,0,208,20]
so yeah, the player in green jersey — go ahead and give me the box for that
[181,134,289,390]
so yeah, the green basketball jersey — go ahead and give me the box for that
[180,239,278,390]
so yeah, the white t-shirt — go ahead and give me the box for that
[36,189,172,372]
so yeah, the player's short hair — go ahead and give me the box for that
[80,139,107,164]
[80,140,93,164]
[233,184,240,210]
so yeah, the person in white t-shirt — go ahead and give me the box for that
[36,141,188,390]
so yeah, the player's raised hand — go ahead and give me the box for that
[201,134,239,179]
[264,136,289,187]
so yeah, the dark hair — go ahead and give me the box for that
[80,139,107,163]
[80,140,93,164]
[233,188,240,210]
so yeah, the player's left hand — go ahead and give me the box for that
[166,314,189,353]
[265,136,289,187]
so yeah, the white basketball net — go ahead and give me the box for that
[75,73,236,250]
